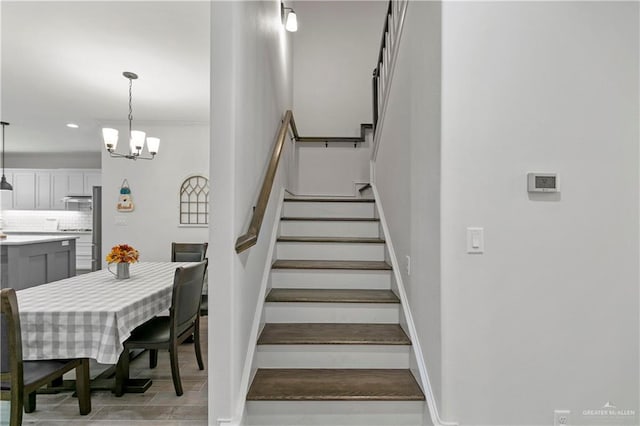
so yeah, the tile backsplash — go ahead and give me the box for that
[1,210,92,231]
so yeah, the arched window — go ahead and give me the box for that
[179,175,209,225]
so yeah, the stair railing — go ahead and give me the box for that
[371,0,408,139]
[236,111,375,253]
[235,110,299,253]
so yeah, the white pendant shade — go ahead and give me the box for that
[130,130,146,153]
[146,137,160,154]
[102,128,119,150]
[285,10,298,32]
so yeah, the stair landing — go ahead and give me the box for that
[247,369,425,401]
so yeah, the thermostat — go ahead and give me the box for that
[527,173,558,193]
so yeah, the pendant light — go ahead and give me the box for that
[281,2,298,32]
[102,72,160,160]
[0,121,12,191]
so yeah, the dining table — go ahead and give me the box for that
[15,261,198,393]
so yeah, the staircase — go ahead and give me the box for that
[245,196,425,425]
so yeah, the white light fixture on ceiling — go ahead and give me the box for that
[0,121,12,191]
[281,2,298,32]
[66,123,79,129]
[102,71,160,160]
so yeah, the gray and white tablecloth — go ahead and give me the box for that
[16,262,197,364]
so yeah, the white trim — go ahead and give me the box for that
[232,188,286,426]
[371,1,409,162]
[371,184,457,426]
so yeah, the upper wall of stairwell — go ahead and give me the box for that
[291,1,386,196]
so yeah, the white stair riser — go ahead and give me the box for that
[256,345,410,369]
[283,201,375,218]
[270,269,391,290]
[276,242,385,261]
[246,401,424,426]
[264,302,400,323]
[280,220,379,238]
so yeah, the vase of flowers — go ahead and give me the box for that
[106,244,139,279]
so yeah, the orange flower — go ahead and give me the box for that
[106,244,140,264]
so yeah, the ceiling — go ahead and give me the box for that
[1,1,210,154]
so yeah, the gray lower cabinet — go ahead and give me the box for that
[1,238,76,290]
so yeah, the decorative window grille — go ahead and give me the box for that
[179,175,209,225]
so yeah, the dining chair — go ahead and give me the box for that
[115,260,208,397]
[171,242,209,316]
[1,288,91,425]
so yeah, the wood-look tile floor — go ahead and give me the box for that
[7,317,209,426]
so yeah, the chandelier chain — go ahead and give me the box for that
[128,77,133,136]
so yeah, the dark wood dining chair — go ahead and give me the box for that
[1,288,91,425]
[114,260,208,397]
[171,242,209,316]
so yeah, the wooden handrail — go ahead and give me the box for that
[235,110,299,253]
[235,111,370,253]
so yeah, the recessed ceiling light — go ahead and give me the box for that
[66,123,79,129]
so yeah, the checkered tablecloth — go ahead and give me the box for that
[16,262,197,364]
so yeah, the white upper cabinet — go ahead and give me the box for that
[68,172,85,195]
[6,169,101,210]
[35,172,52,209]
[51,172,70,210]
[83,172,101,195]
[12,172,37,209]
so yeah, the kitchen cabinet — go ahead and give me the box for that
[75,233,93,271]
[83,172,101,195]
[6,169,102,210]
[1,235,77,290]
[35,172,52,209]
[12,172,36,209]
[68,172,84,195]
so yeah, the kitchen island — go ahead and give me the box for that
[1,235,78,290]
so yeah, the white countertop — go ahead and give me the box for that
[1,229,91,235]
[0,235,80,246]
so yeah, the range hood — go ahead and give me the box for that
[63,195,92,203]
[63,195,92,210]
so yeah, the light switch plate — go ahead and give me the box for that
[467,227,484,254]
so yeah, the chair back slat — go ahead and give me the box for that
[171,243,208,262]
[1,314,10,374]
[169,261,208,336]
[0,288,24,395]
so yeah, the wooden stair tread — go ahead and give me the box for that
[284,198,375,203]
[272,260,392,270]
[266,289,399,303]
[247,369,425,401]
[258,323,410,345]
[277,236,385,244]
[281,217,379,222]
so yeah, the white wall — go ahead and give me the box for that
[377,2,639,425]
[5,152,100,169]
[440,3,639,424]
[374,0,443,413]
[210,1,293,423]
[101,123,209,264]
[292,1,385,196]
[294,141,371,196]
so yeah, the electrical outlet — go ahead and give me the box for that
[554,410,570,426]
[405,255,411,276]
